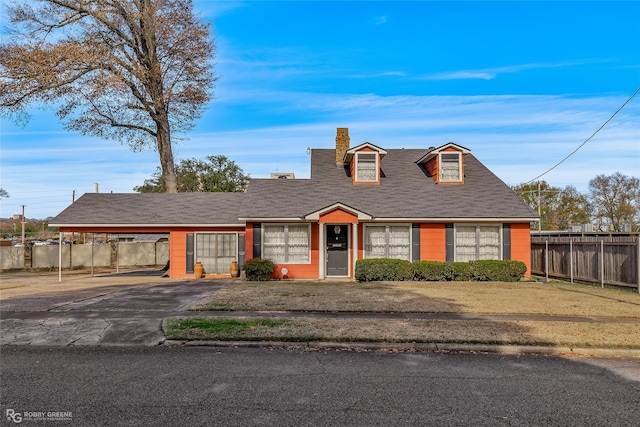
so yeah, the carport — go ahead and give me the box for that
[49,192,246,281]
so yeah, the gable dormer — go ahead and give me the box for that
[343,142,387,185]
[416,143,470,184]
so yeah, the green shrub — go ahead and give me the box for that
[243,258,276,281]
[412,261,449,281]
[470,260,527,282]
[446,262,473,281]
[355,258,414,282]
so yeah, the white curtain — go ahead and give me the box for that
[455,226,477,262]
[287,225,310,263]
[388,226,410,260]
[263,226,286,263]
[440,153,460,181]
[455,225,501,262]
[357,153,377,182]
[365,226,387,258]
[365,225,410,260]
[263,225,310,263]
[479,226,500,260]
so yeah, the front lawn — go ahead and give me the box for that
[194,280,640,318]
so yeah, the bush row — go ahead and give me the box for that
[244,257,527,282]
[355,259,527,282]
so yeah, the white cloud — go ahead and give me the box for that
[375,16,387,25]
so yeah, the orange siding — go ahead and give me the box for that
[170,231,187,278]
[319,209,358,223]
[420,223,446,261]
[510,223,532,277]
[425,157,438,181]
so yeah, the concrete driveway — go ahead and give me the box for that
[1,271,224,346]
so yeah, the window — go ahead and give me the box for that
[263,224,310,263]
[364,225,411,260]
[356,152,378,182]
[196,233,237,274]
[440,152,461,182]
[454,225,501,262]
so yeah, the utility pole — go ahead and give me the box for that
[20,205,26,246]
[537,181,541,232]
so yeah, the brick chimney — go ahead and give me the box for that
[335,128,350,167]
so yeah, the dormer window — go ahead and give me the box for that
[416,143,470,185]
[356,153,378,182]
[440,152,462,182]
[343,142,387,185]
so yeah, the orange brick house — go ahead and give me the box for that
[51,128,538,279]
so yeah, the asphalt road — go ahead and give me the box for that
[1,346,639,426]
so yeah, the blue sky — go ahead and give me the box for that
[1,0,639,219]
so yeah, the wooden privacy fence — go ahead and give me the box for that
[531,236,639,291]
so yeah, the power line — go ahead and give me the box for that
[525,87,640,185]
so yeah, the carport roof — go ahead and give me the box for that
[50,193,245,227]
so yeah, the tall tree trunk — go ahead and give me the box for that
[140,0,177,193]
[157,117,178,192]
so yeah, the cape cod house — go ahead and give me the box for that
[51,128,538,279]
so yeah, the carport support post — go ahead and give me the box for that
[91,233,95,277]
[352,222,358,279]
[58,232,63,282]
[116,234,119,274]
[318,223,325,279]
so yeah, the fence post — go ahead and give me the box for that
[600,239,604,289]
[570,238,573,284]
[637,237,639,294]
[545,240,549,281]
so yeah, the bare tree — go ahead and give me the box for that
[0,0,216,192]
[589,172,640,232]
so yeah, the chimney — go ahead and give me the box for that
[335,128,350,167]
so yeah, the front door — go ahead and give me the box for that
[326,224,349,276]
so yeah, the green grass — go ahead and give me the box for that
[164,317,293,340]
[170,318,287,332]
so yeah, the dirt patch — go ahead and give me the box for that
[195,280,640,318]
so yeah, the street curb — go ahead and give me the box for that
[163,340,640,358]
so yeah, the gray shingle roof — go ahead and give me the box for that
[51,148,537,227]
[239,149,537,220]
[50,193,245,226]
